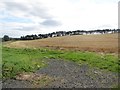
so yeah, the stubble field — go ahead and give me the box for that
[5,33,118,53]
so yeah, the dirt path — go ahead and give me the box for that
[2,59,118,88]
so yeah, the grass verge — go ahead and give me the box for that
[2,46,119,79]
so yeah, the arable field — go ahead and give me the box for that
[5,33,118,53]
[2,33,119,88]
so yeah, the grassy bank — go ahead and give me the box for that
[2,46,119,79]
[2,47,46,79]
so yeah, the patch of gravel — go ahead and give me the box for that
[2,59,118,88]
[2,79,33,88]
[35,59,118,88]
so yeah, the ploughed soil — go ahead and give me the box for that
[2,59,118,88]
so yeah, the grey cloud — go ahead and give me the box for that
[3,1,29,11]
[3,1,52,19]
[1,0,61,36]
[20,26,36,31]
[41,19,62,27]
[29,6,51,19]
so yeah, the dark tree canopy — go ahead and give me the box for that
[19,29,120,40]
[3,35,10,41]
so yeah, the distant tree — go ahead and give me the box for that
[32,34,38,39]
[3,35,10,41]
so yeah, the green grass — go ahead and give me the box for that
[2,47,47,79]
[58,51,119,72]
[2,46,119,79]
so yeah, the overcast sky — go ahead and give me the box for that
[0,0,119,38]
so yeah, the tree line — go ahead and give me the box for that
[2,29,119,41]
[2,35,20,42]
[20,29,119,40]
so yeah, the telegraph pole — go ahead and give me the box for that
[118,1,120,29]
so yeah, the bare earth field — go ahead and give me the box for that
[5,33,118,53]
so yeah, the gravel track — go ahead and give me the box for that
[2,59,118,88]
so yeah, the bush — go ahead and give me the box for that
[3,35,10,41]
